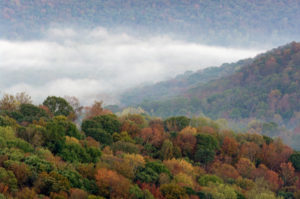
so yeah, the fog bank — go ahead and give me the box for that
[0,27,262,105]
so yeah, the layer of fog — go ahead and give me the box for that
[0,27,262,105]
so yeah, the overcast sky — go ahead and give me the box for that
[0,27,262,105]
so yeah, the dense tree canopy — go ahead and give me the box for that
[0,94,299,198]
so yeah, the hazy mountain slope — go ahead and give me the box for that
[1,0,300,46]
[139,42,300,126]
[121,59,252,106]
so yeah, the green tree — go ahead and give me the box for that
[24,155,54,173]
[59,168,84,189]
[59,143,90,163]
[196,134,219,151]
[130,185,148,199]
[43,119,66,154]
[19,103,49,122]
[135,161,170,184]
[81,119,100,133]
[91,115,121,134]
[43,116,83,153]
[84,128,113,146]
[289,152,300,171]
[52,116,82,139]
[146,161,171,176]
[82,114,120,145]
[43,96,74,117]
[0,167,18,193]
[135,166,159,183]
[194,148,215,165]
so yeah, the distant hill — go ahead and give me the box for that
[121,59,252,106]
[133,42,300,129]
[1,0,300,46]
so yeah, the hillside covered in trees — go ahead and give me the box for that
[1,0,300,46]
[121,59,252,106]
[1,93,300,198]
[127,42,300,138]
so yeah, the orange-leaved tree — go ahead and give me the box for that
[95,168,131,199]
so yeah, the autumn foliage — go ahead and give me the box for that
[0,94,299,198]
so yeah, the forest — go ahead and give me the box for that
[1,0,300,46]
[0,93,300,199]
[130,42,300,122]
[1,1,300,199]
[121,59,252,106]
[120,42,300,150]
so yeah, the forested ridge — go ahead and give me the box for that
[121,59,252,106]
[1,0,300,46]
[1,93,300,199]
[125,42,300,147]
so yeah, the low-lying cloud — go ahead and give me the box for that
[0,27,262,105]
